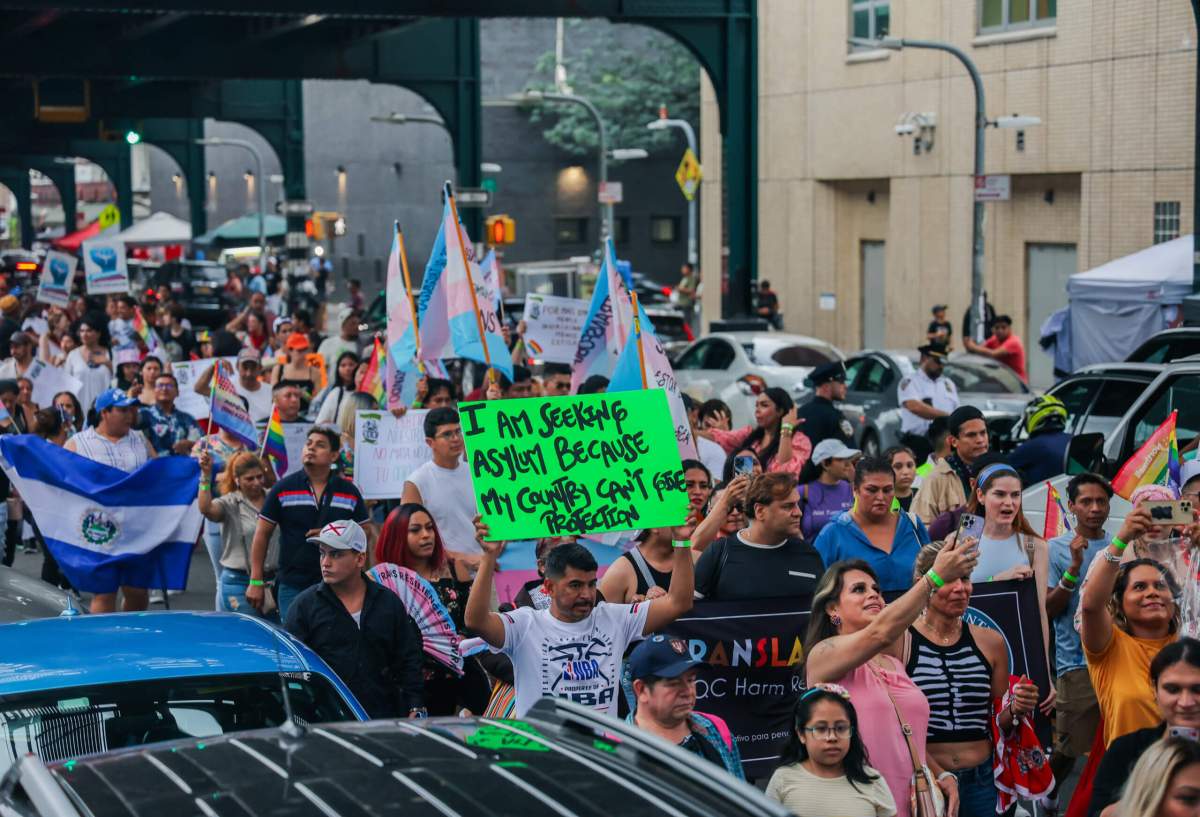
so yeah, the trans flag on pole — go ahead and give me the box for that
[417,209,455,362]
[387,222,419,367]
[0,436,200,593]
[441,197,512,380]
[609,302,699,461]
[570,237,634,393]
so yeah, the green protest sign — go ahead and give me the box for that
[460,390,689,540]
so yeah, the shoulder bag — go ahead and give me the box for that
[868,662,945,817]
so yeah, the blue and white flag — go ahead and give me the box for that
[570,238,634,393]
[0,436,201,594]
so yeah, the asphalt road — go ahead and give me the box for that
[9,541,220,613]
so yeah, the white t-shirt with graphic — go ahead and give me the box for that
[500,602,650,718]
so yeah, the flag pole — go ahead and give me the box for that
[395,221,425,375]
[259,407,272,459]
[204,360,221,454]
[631,291,648,390]
[444,181,494,383]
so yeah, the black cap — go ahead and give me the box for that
[931,304,948,314]
[917,342,949,360]
[804,360,847,388]
[627,634,703,681]
[948,405,985,436]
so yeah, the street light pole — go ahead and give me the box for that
[852,36,989,342]
[195,137,266,274]
[647,117,699,267]
[518,90,610,240]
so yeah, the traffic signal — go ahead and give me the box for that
[305,217,325,241]
[486,214,516,245]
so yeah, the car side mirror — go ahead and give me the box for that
[1065,432,1106,476]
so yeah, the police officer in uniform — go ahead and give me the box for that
[796,361,855,448]
[897,343,959,463]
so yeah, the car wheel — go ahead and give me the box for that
[861,431,880,458]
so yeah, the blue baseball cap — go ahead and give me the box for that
[95,388,139,412]
[627,634,703,681]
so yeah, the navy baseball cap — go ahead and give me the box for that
[628,634,703,681]
[95,388,139,411]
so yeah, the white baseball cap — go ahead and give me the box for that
[307,520,367,553]
[1181,459,1200,492]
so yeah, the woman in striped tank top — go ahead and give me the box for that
[905,542,1042,817]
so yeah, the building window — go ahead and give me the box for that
[1154,201,1182,244]
[650,216,680,244]
[979,0,1056,33]
[850,0,889,48]
[554,217,588,245]
[614,216,631,246]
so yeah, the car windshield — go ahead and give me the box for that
[1130,337,1200,364]
[944,360,1028,394]
[0,672,355,775]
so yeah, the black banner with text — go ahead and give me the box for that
[662,578,1050,780]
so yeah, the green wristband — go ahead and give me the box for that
[1062,570,1078,583]
[248,579,266,587]
[926,569,945,588]
[1111,536,1129,552]
[672,540,692,549]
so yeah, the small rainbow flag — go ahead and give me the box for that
[210,361,257,448]
[1043,481,1072,540]
[359,337,387,408]
[132,306,160,353]
[262,405,288,477]
[1112,410,1181,500]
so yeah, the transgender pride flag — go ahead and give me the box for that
[387,221,419,366]
[422,193,511,379]
[570,237,634,393]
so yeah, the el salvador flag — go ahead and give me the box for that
[0,436,202,594]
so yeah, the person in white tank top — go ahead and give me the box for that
[65,387,156,613]
[401,406,481,570]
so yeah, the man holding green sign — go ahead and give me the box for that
[459,390,691,540]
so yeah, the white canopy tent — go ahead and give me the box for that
[1067,235,1192,369]
[113,212,192,246]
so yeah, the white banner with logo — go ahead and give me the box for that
[353,409,430,499]
[81,237,130,295]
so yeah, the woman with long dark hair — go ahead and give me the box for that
[312,350,360,424]
[52,391,84,433]
[702,386,811,477]
[767,684,896,816]
[1081,500,1185,747]
[375,503,490,716]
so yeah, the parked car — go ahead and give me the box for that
[794,350,1034,457]
[0,249,41,288]
[1126,327,1200,364]
[0,611,366,777]
[1020,359,1200,535]
[135,260,234,329]
[0,698,790,817]
[0,566,79,623]
[673,332,845,426]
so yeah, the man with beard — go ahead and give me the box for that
[466,523,695,718]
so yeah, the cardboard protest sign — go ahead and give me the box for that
[522,294,590,364]
[460,390,689,540]
[353,410,429,499]
[81,237,130,295]
[37,251,77,307]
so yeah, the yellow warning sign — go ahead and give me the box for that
[96,204,120,232]
[674,148,702,201]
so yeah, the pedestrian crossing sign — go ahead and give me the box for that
[674,148,702,201]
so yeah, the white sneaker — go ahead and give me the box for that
[148,590,165,605]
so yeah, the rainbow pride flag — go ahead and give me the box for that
[359,337,386,408]
[1112,410,1181,499]
[1043,481,1072,539]
[132,306,160,353]
[262,405,288,477]
[210,361,257,448]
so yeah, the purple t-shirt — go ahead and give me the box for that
[799,480,854,541]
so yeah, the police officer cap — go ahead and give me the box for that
[804,361,847,388]
[917,342,949,360]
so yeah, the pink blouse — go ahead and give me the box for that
[709,424,811,478]
[839,656,930,817]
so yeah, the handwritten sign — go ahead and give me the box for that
[522,294,590,364]
[353,410,430,499]
[80,237,129,295]
[37,251,77,307]
[460,391,688,540]
[26,360,82,409]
